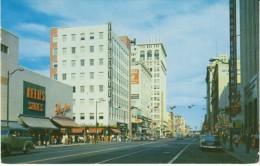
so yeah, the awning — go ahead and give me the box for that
[88,128,103,134]
[110,128,121,133]
[52,118,81,128]
[20,116,58,130]
[72,128,84,134]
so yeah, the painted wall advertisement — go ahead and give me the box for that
[23,81,46,117]
[131,69,139,84]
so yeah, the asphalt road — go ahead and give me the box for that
[1,138,241,164]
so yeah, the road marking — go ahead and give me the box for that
[96,144,167,164]
[19,142,155,164]
[167,143,191,164]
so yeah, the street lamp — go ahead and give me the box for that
[6,68,24,127]
[95,98,105,144]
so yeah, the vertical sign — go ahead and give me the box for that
[131,69,139,84]
[229,0,237,114]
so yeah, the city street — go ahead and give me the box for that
[2,138,241,164]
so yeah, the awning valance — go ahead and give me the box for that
[88,128,103,134]
[52,118,81,128]
[20,116,58,130]
[71,128,84,134]
[110,128,121,133]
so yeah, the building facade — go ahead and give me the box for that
[131,42,167,136]
[50,23,130,136]
[240,0,259,134]
[1,28,77,144]
[131,62,152,135]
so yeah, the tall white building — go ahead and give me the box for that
[50,23,130,130]
[131,42,167,136]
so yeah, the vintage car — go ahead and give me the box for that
[1,126,34,156]
[200,134,222,151]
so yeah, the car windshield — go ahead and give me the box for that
[1,128,9,135]
[204,135,219,140]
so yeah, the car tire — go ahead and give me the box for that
[1,145,10,157]
[23,145,31,154]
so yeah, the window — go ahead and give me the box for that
[89,85,94,92]
[90,59,94,66]
[53,36,58,42]
[62,73,67,80]
[80,33,85,40]
[73,86,76,93]
[89,98,94,104]
[71,73,76,80]
[73,99,76,106]
[71,34,76,41]
[71,60,76,67]
[80,99,85,106]
[99,113,104,119]
[1,44,8,54]
[99,32,103,39]
[89,72,94,79]
[99,72,103,78]
[90,46,94,53]
[90,33,94,40]
[99,58,103,65]
[80,72,85,80]
[147,50,152,60]
[53,48,58,55]
[80,46,85,54]
[53,74,57,80]
[90,113,94,120]
[71,47,76,54]
[80,86,85,93]
[53,61,58,68]
[140,51,145,60]
[62,35,67,42]
[99,45,103,52]
[80,113,85,120]
[62,60,67,68]
[80,59,85,66]
[154,50,159,59]
[62,48,67,55]
[99,85,103,92]
[132,58,136,62]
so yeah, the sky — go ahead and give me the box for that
[1,0,230,130]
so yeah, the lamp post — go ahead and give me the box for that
[6,68,24,127]
[95,99,105,144]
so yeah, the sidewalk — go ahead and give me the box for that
[223,143,259,164]
[34,142,108,149]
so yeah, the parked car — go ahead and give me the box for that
[176,135,184,140]
[199,134,222,151]
[1,126,34,156]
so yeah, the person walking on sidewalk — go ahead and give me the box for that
[245,130,251,154]
[233,133,239,148]
[44,133,49,147]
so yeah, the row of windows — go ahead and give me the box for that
[53,58,104,68]
[53,32,104,43]
[52,45,105,56]
[139,44,160,49]
[72,85,104,93]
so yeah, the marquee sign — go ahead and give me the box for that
[23,81,46,117]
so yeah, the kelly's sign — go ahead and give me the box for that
[23,81,46,117]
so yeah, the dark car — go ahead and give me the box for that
[200,134,222,151]
[1,126,34,156]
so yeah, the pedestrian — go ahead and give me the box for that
[233,133,239,148]
[44,133,49,147]
[251,133,255,149]
[223,134,227,148]
[245,130,251,154]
